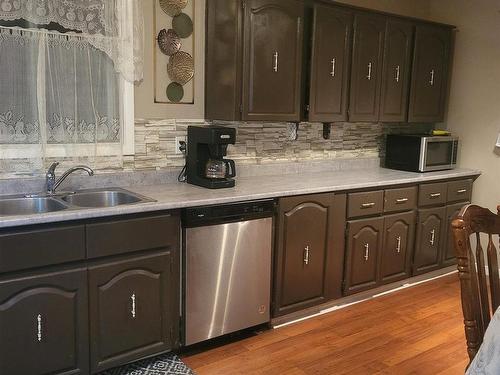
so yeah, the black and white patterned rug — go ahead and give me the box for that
[99,353,195,375]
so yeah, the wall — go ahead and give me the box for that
[423,0,500,211]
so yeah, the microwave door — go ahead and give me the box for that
[420,138,455,172]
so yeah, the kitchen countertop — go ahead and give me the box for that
[0,167,481,229]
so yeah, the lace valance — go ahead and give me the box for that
[0,0,144,82]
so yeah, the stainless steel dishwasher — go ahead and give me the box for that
[183,200,274,345]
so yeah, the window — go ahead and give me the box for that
[0,0,142,172]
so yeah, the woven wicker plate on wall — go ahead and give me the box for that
[159,0,188,17]
[167,51,194,85]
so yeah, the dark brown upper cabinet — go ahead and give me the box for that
[408,25,452,123]
[348,13,385,122]
[205,0,304,122]
[379,19,414,122]
[273,193,346,317]
[308,4,352,122]
[242,0,304,121]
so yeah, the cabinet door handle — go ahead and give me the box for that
[430,229,436,246]
[303,245,310,265]
[367,62,372,80]
[361,202,376,209]
[330,58,336,77]
[36,314,43,342]
[395,65,400,83]
[131,293,137,318]
[273,51,279,73]
[457,189,467,194]
[364,243,370,261]
[429,192,441,198]
[396,236,402,253]
[429,69,435,86]
[396,198,409,204]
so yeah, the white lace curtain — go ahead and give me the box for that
[0,0,143,176]
[0,0,144,82]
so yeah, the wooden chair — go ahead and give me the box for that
[452,204,500,364]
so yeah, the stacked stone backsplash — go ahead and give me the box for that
[0,119,434,179]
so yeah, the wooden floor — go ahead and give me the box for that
[182,274,469,374]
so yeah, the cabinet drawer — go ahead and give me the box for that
[87,214,179,259]
[384,187,417,213]
[348,191,384,218]
[418,183,447,207]
[447,179,473,203]
[0,225,85,273]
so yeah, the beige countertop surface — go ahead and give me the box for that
[0,167,481,229]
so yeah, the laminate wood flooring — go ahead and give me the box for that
[182,274,468,375]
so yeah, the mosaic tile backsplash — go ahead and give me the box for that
[0,119,434,178]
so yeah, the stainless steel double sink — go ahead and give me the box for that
[0,188,155,216]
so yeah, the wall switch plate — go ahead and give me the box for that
[175,136,187,154]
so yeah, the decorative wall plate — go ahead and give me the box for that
[157,29,181,56]
[167,51,194,85]
[172,13,193,38]
[166,82,184,102]
[159,0,188,17]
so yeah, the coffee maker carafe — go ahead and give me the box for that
[186,126,237,189]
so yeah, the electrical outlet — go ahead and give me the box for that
[175,136,187,154]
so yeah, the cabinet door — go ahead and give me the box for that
[308,5,352,122]
[442,202,469,266]
[348,13,385,122]
[380,211,415,284]
[0,269,88,375]
[379,19,413,122]
[408,25,452,122]
[344,217,384,295]
[413,207,446,275]
[89,252,177,373]
[242,0,304,121]
[274,193,346,316]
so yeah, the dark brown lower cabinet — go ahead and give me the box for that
[379,211,415,284]
[273,193,346,317]
[442,202,469,266]
[0,268,89,375]
[344,217,384,295]
[89,251,177,374]
[413,206,446,275]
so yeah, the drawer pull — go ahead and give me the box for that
[364,243,369,261]
[361,202,376,209]
[303,245,310,265]
[396,198,409,204]
[131,293,137,318]
[430,229,436,246]
[36,314,43,342]
[429,193,441,199]
[457,189,467,194]
[273,51,279,73]
[396,236,402,253]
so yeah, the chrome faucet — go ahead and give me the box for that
[46,162,94,195]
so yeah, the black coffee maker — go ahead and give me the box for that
[186,126,237,189]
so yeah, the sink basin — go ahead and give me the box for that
[0,197,69,216]
[61,189,152,208]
